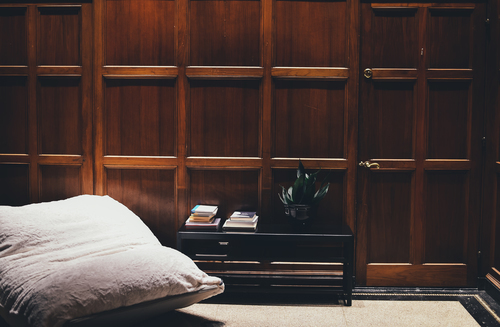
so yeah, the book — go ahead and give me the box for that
[191,205,218,216]
[185,217,221,230]
[187,214,216,222]
[222,216,258,231]
[229,211,257,220]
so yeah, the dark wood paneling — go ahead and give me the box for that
[0,163,29,206]
[425,171,468,263]
[0,7,27,65]
[38,6,81,66]
[190,0,260,66]
[104,79,176,156]
[105,0,175,66]
[370,8,418,68]
[495,173,500,270]
[106,167,176,246]
[39,165,81,202]
[428,8,472,69]
[189,80,260,157]
[0,76,28,154]
[38,77,82,155]
[275,0,347,67]
[189,169,259,221]
[274,80,345,158]
[427,81,470,159]
[360,81,415,159]
[272,168,344,226]
[368,172,412,263]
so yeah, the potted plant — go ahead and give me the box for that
[278,160,330,228]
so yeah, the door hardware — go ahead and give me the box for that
[363,68,372,79]
[359,161,380,169]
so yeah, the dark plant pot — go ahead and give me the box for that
[284,204,316,230]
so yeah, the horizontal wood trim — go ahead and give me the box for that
[367,264,467,287]
[37,154,84,165]
[369,68,418,80]
[423,159,472,170]
[36,66,82,75]
[487,271,500,290]
[0,155,30,163]
[186,157,263,168]
[370,6,418,12]
[271,158,348,169]
[360,159,416,171]
[371,3,476,9]
[102,66,179,78]
[271,67,349,80]
[426,69,474,80]
[102,156,178,166]
[186,66,264,79]
[0,66,28,75]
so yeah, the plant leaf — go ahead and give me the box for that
[292,174,305,204]
[311,183,330,206]
[297,159,306,178]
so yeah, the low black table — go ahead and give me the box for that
[177,223,354,306]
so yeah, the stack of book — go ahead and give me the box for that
[185,205,221,230]
[222,211,258,232]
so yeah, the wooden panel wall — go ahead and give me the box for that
[484,0,500,290]
[93,0,359,248]
[0,3,93,205]
[0,0,495,288]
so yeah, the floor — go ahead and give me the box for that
[135,288,500,327]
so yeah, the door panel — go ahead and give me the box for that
[367,172,413,264]
[358,2,484,287]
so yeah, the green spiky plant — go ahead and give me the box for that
[278,160,330,206]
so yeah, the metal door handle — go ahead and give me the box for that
[364,68,373,79]
[359,161,380,169]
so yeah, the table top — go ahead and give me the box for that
[178,223,353,239]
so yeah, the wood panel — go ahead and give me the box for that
[428,8,472,69]
[424,171,468,263]
[367,172,412,264]
[275,0,347,67]
[106,167,176,246]
[38,6,81,66]
[0,163,29,206]
[427,81,470,159]
[104,79,176,156]
[38,77,82,155]
[359,81,416,159]
[0,3,93,204]
[188,80,260,157]
[0,7,27,65]
[39,165,81,202]
[188,169,259,222]
[0,76,28,154]
[483,0,500,291]
[190,0,260,66]
[105,0,176,66]
[273,80,345,158]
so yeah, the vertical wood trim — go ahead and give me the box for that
[81,3,93,195]
[93,0,104,195]
[413,7,427,265]
[28,5,38,202]
[261,0,272,218]
[345,0,359,234]
[177,0,188,229]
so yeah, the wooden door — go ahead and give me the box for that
[357,2,485,287]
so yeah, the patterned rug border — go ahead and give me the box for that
[352,292,500,326]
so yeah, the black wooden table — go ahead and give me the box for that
[177,223,354,306]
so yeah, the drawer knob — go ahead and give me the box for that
[219,242,229,246]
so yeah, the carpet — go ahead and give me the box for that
[135,291,500,327]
